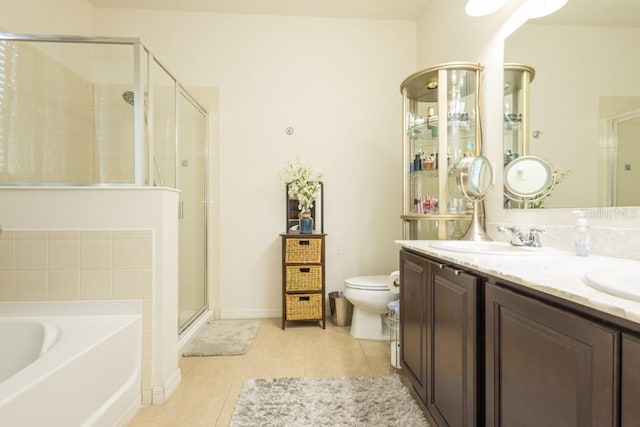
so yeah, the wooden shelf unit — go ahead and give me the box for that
[280,232,326,329]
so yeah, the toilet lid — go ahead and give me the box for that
[345,275,389,291]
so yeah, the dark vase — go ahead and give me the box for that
[300,214,313,234]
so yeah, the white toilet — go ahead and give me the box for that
[343,275,399,340]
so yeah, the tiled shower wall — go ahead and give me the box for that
[0,228,154,402]
[0,40,136,185]
[0,40,95,183]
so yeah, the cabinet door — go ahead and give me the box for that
[399,249,429,403]
[427,263,478,427]
[622,333,640,427]
[486,283,618,427]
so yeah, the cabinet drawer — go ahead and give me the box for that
[286,265,323,292]
[284,238,322,263]
[286,293,323,320]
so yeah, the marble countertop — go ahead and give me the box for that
[396,240,640,326]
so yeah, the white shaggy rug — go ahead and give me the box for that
[230,375,429,426]
[182,320,260,356]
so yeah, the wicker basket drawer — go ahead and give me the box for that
[285,238,322,263]
[286,266,323,292]
[286,293,323,320]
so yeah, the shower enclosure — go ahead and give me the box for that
[0,34,209,333]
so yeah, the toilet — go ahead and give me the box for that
[343,275,399,340]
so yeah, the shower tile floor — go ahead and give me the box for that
[127,317,431,426]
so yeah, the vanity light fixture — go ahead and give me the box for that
[465,0,507,17]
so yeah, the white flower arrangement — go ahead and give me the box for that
[281,158,323,214]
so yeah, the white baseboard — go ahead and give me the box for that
[152,368,182,405]
[219,308,281,319]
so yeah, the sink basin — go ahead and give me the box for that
[430,241,557,256]
[584,269,640,302]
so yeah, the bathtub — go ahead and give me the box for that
[0,300,142,427]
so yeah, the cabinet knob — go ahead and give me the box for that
[453,269,463,276]
[437,263,446,269]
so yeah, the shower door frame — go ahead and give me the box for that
[177,85,209,334]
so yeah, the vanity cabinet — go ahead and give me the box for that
[400,63,483,240]
[485,283,618,427]
[399,248,479,426]
[399,249,429,403]
[622,334,640,426]
[398,246,640,427]
[428,261,479,427]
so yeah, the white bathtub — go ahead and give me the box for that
[0,301,142,427]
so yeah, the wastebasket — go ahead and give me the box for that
[329,291,353,327]
[387,300,401,369]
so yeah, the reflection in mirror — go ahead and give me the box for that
[503,64,534,160]
[504,0,640,209]
[603,108,640,206]
[504,156,556,209]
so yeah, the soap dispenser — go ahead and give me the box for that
[573,211,590,257]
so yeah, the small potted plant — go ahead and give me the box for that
[281,158,323,234]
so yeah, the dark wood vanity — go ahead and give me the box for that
[400,247,640,427]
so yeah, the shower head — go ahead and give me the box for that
[122,91,135,106]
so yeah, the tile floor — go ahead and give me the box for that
[127,317,432,426]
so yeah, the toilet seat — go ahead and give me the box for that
[344,276,389,291]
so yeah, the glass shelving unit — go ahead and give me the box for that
[503,63,535,163]
[400,62,483,240]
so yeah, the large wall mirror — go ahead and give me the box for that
[504,0,640,209]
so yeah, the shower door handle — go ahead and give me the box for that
[179,200,184,220]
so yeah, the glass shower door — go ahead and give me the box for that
[178,89,208,333]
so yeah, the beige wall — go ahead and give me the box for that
[0,0,95,35]
[90,10,417,318]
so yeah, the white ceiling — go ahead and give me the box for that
[87,0,640,27]
[88,0,428,21]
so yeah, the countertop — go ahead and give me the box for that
[396,240,640,325]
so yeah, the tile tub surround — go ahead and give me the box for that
[0,229,152,301]
[0,229,154,403]
[396,240,640,325]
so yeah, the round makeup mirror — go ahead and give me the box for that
[456,156,494,241]
[458,155,494,199]
[504,156,556,208]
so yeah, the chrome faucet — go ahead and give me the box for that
[497,225,545,247]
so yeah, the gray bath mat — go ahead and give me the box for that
[182,320,260,356]
[230,375,429,426]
